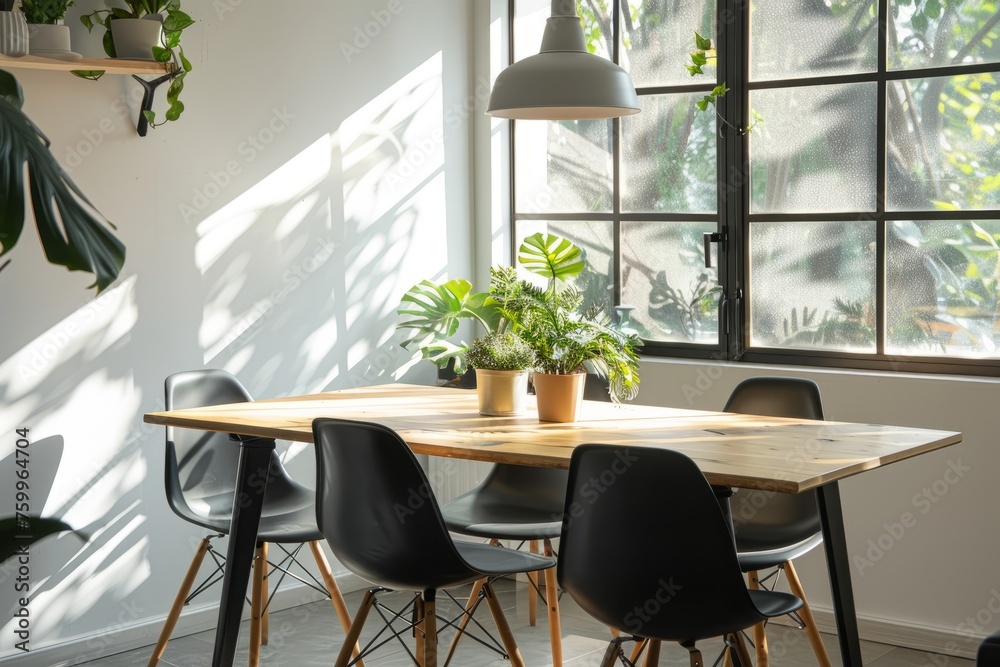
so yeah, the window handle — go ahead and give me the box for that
[703,231,726,268]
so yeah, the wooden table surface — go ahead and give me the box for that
[144,383,962,494]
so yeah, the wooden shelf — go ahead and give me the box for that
[0,54,173,75]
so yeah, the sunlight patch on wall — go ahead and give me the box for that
[195,135,335,273]
[0,277,139,414]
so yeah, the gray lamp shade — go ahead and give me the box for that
[486,0,640,120]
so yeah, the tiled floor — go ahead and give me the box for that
[81,581,974,666]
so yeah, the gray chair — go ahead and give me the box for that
[725,377,832,667]
[149,369,359,667]
[437,373,612,666]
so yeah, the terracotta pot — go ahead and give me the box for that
[475,369,530,416]
[533,372,586,423]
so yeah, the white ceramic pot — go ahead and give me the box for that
[27,24,71,54]
[475,369,530,416]
[0,11,29,57]
[110,17,162,60]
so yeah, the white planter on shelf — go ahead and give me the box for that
[27,23,78,58]
[110,17,162,60]
[0,10,29,57]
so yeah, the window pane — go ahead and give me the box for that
[621,222,721,343]
[751,83,878,213]
[751,0,877,81]
[887,220,1000,357]
[889,0,1000,71]
[515,119,614,213]
[622,94,718,213]
[887,74,1000,211]
[750,222,876,352]
[515,221,615,315]
[621,0,717,87]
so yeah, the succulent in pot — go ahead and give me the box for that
[467,332,535,416]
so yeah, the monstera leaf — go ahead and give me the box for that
[0,70,125,292]
[0,516,81,564]
[397,278,501,375]
[517,233,585,284]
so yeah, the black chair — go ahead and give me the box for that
[724,377,831,667]
[558,444,804,667]
[979,631,1000,665]
[312,417,557,667]
[149,370,359,667]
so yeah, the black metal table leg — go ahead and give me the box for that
[817,482,864,667]
[211,436,275,667]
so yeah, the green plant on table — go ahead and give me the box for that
[494,233,641,403]
[21,0,74,24]
[0,70,125,291]
[467,332,535,371]
[80,0,194,126]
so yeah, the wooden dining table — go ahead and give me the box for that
[144,382,963,667]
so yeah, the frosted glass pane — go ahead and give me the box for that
[515,119,614,213]
[887,220,1000,357]
[751,0,877,81]
[622,94,717,213]
[621,222,721,343]
[887,75,1000,211]
[751,83,878,213]
[621,0,717,87]
[889,0,1000,70]
[750,222,876,351]
[515,221,615,315]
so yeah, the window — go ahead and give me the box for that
[508,0,1000,375]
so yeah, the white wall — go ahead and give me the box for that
[0,0,476,662]
[636,358,1000,658]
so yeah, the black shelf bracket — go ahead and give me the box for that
[132,71,178,137]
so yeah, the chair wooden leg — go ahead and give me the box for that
[528,540,540,627]
[483,582,526,667]
[643,639,661,667]
[628,637,647,663]
[729,632,753,667]
[415,595,425,661]
[783,561,833,667]
[309,541,365,667]
[722,644,733,667]
[600,638,625,667]
[543,539,563,667]
[747,570,769,667]
[260,542,269,646]
[443,577,485,666]
[249,544,266,667]
[335,591,377,667]
[147,538,211,667]
[422,592,438,667]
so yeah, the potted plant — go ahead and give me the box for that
[22,0,77,59]
[0,0,29,57]
[467,331,535,416]
[81,0,193,125]
[494,233,641,422]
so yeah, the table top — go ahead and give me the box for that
[143,383,962,494]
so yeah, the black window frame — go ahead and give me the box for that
[507,0,1000,377]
